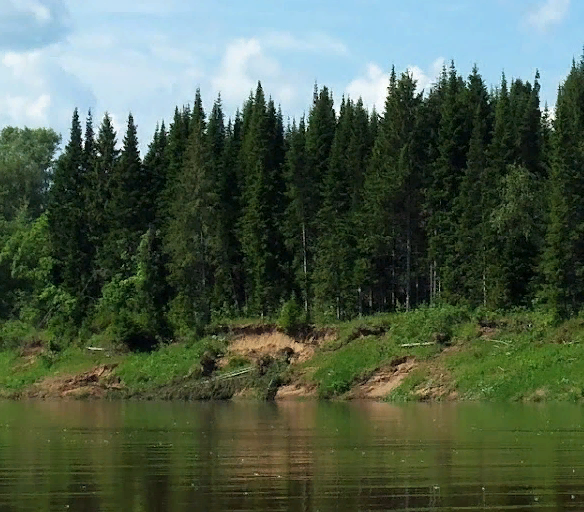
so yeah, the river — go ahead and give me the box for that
[0,400,583,511]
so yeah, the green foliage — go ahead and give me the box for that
[277,295,305,334]
[115,336,227,393]
[1,50,583,354]
[92,231,165,351]
[0,126,60,221]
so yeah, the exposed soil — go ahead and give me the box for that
[351,356,416,399]
[412,361,458,401]
[25,364,123,399]
[227,330,321,364]
[276,383,318,399]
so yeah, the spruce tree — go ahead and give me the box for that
[48,109,90,315]
[425,62,471,301]
[283,117,310,313]
[541,57,584,316]
[166,90,217,327]
[239,83,286,315]
[451,66,492,306]
[88,113,119,289]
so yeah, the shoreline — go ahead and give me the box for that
[2,306,584,403]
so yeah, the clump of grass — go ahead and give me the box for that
[0,320,51,351]
[388,370,428,402]
[115,336,226,393]
[304,304,470,398]
[0,345,110,393]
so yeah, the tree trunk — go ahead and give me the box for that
[302,221,309,314]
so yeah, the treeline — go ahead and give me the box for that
[3,53,584,348]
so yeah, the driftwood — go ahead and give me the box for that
[213,366,254,381]
[400,342,435,348]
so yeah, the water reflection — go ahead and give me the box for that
[0,401,583,510]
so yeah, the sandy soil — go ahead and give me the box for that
[351,357,417,399]
[26,364,123,399]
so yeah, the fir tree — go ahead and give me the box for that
[48,109,91,315]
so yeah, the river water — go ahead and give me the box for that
[1,401,584,511]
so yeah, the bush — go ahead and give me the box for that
[278,295,305,335]
[0,320,49,351]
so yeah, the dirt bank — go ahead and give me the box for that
[23,364,123,399]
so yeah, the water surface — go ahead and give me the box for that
[0,400,583,511]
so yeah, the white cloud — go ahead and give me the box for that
[346,63,388,112]
[263,31,348,56]
[65,0,185,14]
[408,58,445,93]
[211,38,296,107]
[346,58,444,111]
[0,46,95,132]
[526,0,570,31]
[17,0,51,23]
[0,93,51,124]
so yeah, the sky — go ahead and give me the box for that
[0,0,581,151]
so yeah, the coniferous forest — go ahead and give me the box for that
[2,54,584,350]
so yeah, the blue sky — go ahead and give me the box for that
[0,0,579,150]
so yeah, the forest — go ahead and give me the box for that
[0,53,583,352]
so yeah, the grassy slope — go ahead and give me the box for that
[2,306,584,401]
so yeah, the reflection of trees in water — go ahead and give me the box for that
[7,403,584,510]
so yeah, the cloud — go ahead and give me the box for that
[526,0,570,31]
[263,31,348,56]
[0,0,71,50]
[66,0,186,14]
[346,63,389,112]
[0,46,96,130]
[0,93,51,125]
[346,58,444,111]
[211,38,296,107]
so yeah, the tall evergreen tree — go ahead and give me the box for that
[166,90,217,327]
[48,109,91,315]
[541,57,584,316]
[425,62,471,301]
[88,113,119,289]
[239,83,286,315]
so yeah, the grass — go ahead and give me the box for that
[0,346,111,394]
[301,304,468,398]
[4,305,584,402]
[115,336,228,393]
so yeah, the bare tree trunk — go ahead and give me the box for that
[406,211,411,312]
[302,221,309,314]
[482,244,487,307]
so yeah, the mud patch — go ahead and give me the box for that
[351,357,416,399]
[26,364,122,399]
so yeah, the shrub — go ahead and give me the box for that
[278,295,305,335]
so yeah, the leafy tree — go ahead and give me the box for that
[0,127,60,221]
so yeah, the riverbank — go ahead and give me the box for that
[2,305,584,402]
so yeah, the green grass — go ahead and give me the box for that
[0,346,111,394]
[302,304,469,398]
[115,337,227,393]
[443,314,584,402]
[4,305,584,402]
